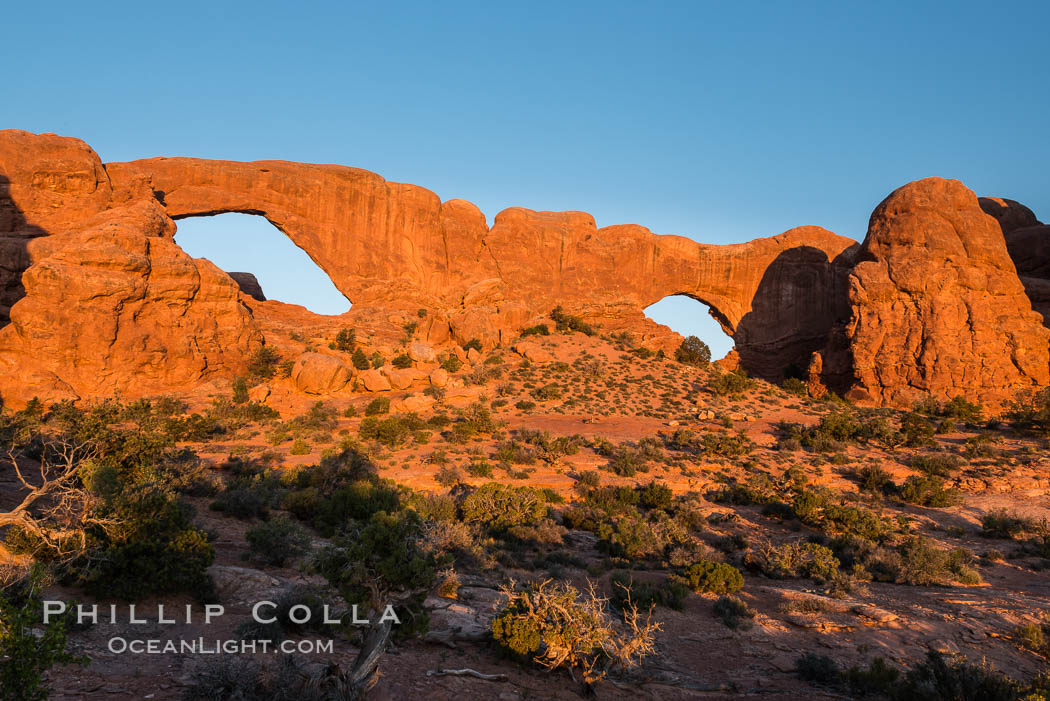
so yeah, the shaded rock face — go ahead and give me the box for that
[981,196,1050,325]
[839,178,1049,406]
[1,130,1047,408]
[228,272,266,301]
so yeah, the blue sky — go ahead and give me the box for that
[4,1,1048,357]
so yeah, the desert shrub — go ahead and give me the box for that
[462,338,483,352]
[550,306,597,336]
[246,518,312,567]
[515,399,537,411]
[875,536,981,586]
[314,510,444,635]
[1008,388,1050,435]
[461,483,549,532]
[232,377,250,404]
[845,657,901,697]
[0,576,84,701]
[909,453,963,477]
[707,369,756,397]
[358,413,425,448]
[680,560,744,595]
[350,348,370,369]
[702,430,753,458]
[466,460,494,478]
[638,481,673,510]
[440,353,462,373]
[491,579,659,685]
[330,327,356,351]
[247,346,281,380]
[675,336,711,367]
[899,475,958,507]
[289,438,309,455]
[364,397,390,416]
[602,443,654,477]
[713,595,754,630]
[900,411,937,446]
[532,383,563,401]
[755,541,840,582]
[392,353,413,369]
[210,483,272,520]
[782,377,808,396]
[1016,622,1050,654]
[82,492,215,601]
[520,324,550,337]
[795,652,840,684]
[892,651,1021,701]
[981,510,1038,540]
[609,572,689,611]
[434,465,461,487]
[857,464,892,493]
[307,479,402,537]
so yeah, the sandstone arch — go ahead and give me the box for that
[2,129,1047,409]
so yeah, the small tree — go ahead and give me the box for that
[675,336,711,367]
[231,377,249,405]
[351,348,370,370]
[1,573,85,701]
[330,328,356,352]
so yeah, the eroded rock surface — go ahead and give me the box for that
[839,178,1049,406]
[1,129,1047,408]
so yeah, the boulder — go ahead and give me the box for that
[408,342,437,363]
[292,352,352,394]
[358,368,391,392]
[512,341,553,363]
[429,368,449,388]
[840,178,1049,407]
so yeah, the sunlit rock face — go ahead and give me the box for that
[0,129,1046,408]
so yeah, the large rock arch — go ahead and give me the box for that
[2,129,1047,408]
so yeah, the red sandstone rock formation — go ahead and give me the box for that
[839,178,1049,406]
[1,129,1047,408]
[0,132,262,404]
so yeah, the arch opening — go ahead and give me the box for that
[173,213,351,315]
[644,294,734,360]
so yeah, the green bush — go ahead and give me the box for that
[232,377,249,404]
[707,369,756,397]
[713,595,754,630]
[351,348,370,369]
[246,518,312,567]
[520,324,550,337]
[392,353,413,369]
[461,483,549,532]
[899,475,958,507]
[795,652,840,684]
[0,577,84,701]
[909,453,963,477]
[365,396,391,416]
[550,306,597,335]
[681,560,744,595]
[330,327,356,352]
[247,346,281,380]
[314,510,444,635]
[675,336,711,367]
[757,541,840,582]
